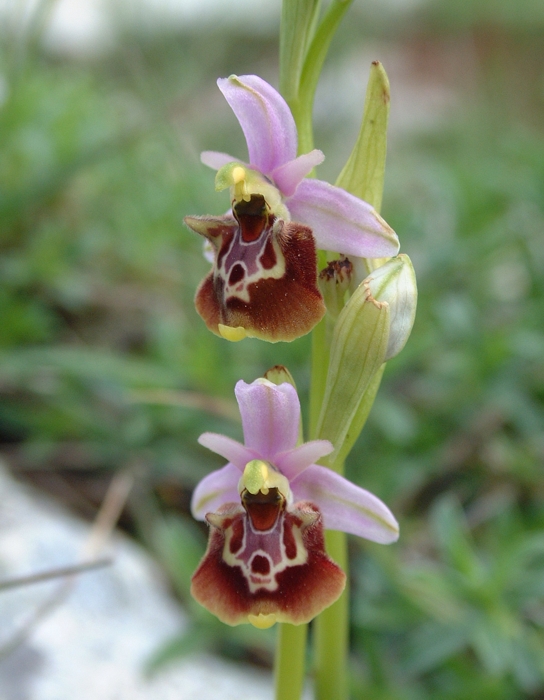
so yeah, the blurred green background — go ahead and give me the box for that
[1,0,544,697]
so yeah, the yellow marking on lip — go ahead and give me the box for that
[218,324,247,342]
[248,613,277,629]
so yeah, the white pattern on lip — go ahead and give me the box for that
[221,505,310,594]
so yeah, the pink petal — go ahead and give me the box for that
[218,75,297,176]
[271,150,325,197]
[200,150,239,170]
[198,432,258,470]
[291,465,399,544]
[235,380,300,460]
[191,463,241,520]
[275,440,334,480]
[286,179,400,257]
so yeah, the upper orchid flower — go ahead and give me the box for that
[191,377,399,628]
[201,75,399,258]
[185,75,400,343]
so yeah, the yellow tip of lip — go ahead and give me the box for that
[248,613,277,629]
[218,324,247,342]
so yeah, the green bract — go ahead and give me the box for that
[315,282,389,466]
[336,60,390,214]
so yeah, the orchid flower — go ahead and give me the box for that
[191,377,399,628]
[185,74,400,343]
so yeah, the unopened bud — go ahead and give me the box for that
[264,365,297,389]
[263,365,303,445]
[362,254,417,360]
[318,256,353,319]
[315,279,390,462]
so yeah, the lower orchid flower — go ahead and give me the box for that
[185,74,400,343]
[191,377,399,628]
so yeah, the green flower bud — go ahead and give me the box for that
[314,255,416,465]
[315,280,390,464]
[318,256,353,320]
[264,365,303,446]
[264,365,298,389]
[361,254,417,361]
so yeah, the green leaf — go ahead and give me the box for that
[431,496,484,584]
[401,564,467,624]
[404,621,469,675]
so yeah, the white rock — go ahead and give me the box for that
[0,464,278,699]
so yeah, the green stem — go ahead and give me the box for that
[276,1,346,695]
[309,316,330,440]
[311,317,349,700]
[291,0,355,155]
[274,623,308,700]
[314,528,349,700]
